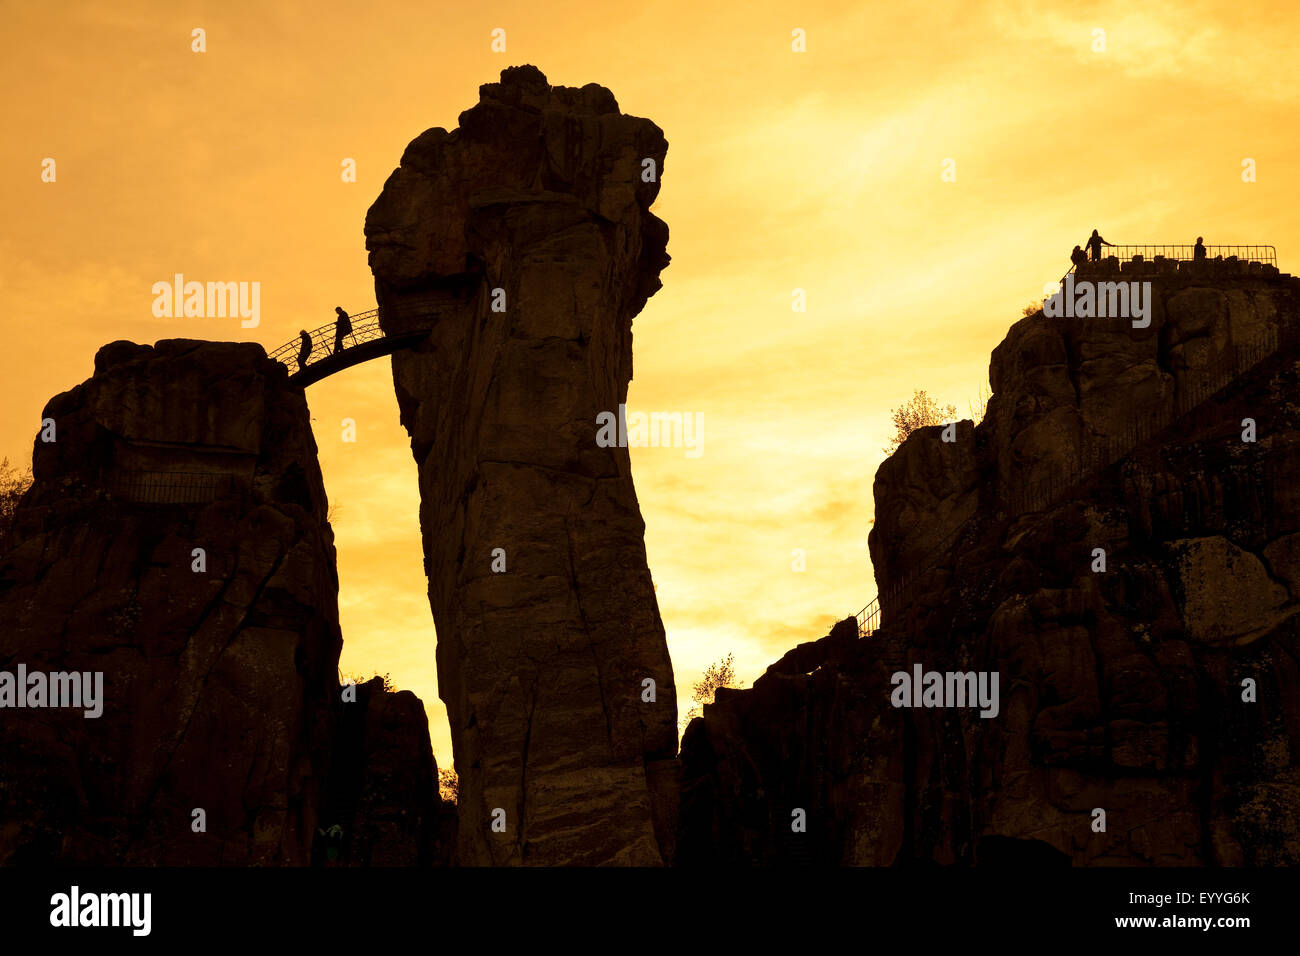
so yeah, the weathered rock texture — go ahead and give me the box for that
[680,267,1300,866]
[0,340,342,864]
[316,676,453,866]
[0,340,448,867]
[364,65,678,865]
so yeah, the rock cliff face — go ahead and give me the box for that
[679,265,1300,866]
[0,340,342,864]
[0,340,448,866]
[316,676,453,866]
[364,65,678,865]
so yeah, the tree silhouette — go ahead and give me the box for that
[340,671,396,692]
[0,457,32,556]
[680,652,742,731]
[438,767,459,805]
[968,383,991,425]
[883,389,958,454]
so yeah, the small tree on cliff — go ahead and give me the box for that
[339,671,396,692]
[438,767,459,805]
[968,383,991,425]
[883,390,958,455]
[0,457,33,556]
[680,653,742,731]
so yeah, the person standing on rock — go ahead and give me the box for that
[1194,237,1207,261]
[1085,229,1112,262]
[297,330,313,371]
[333,307,353,355]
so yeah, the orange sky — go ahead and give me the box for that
[3,0,1298,767]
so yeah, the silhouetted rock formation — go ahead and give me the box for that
[0,340,340,864]
[679,270,1300,866]
[0,340,447,866]
[316,676,453,866]
[365,65,678,865]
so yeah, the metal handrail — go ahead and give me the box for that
[1087,244,1276,266]
[267,308,382,372]
[1055,243,1278,289]
[857,270,1290,638]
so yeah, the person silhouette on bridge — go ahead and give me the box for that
[1085,229,1112,262]
[297,330,312,371]
[1194,236,1207,261]
[333,307,353,355]
[1070,245,1088,269]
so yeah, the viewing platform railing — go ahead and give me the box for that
[1088,244,1276,267]
[1057,243,1278,287]
[860,244,1289,638]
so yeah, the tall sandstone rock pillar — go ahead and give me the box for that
[364,66,678,865]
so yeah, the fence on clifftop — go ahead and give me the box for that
[1056,245,1278,288]
[858,253,1291,638]
[1090,245,1276,268]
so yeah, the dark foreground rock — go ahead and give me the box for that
[680,271,1300,866]
[315,676,454,866]
[0,340,341,864]
[0,340,449,866]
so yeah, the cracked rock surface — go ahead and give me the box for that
[0,340,343,864]
[680,274,1300,866]
[365,65,678,865]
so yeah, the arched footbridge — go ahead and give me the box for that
[267,308,430,386]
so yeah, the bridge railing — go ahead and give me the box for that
[267,308,381,373]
